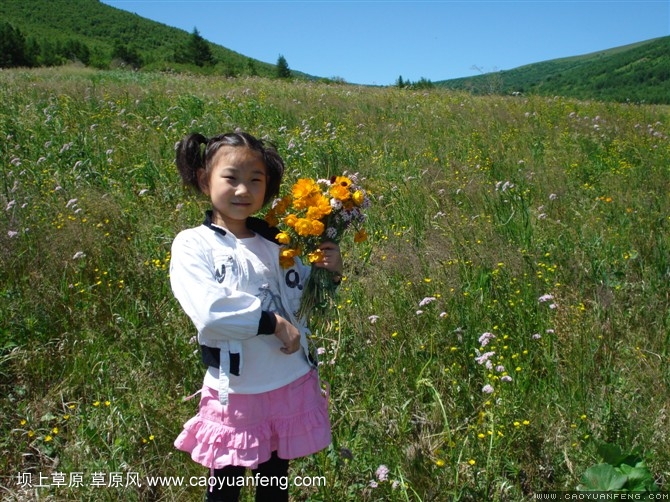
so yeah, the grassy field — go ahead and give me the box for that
[1,66,669,501]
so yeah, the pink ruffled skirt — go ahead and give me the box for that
[174,369,331,469]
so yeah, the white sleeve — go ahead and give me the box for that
[169,231,262,342]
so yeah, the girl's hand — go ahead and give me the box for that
[315,241,343,276]
[274,315,301,354]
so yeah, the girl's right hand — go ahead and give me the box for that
[274,315,301,354]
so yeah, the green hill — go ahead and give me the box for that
[0,0,296,77]
[436,37,670,104]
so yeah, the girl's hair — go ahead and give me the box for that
[175,131,284,206]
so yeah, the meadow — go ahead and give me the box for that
[1,66,669,501]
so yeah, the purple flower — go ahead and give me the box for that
[538,294,554,303]
[479,332,496,347]
[475,351,495,365]
[501,375,513,383]
[532,333,542,340]
[482,384,494,394]
[376,464,390,482]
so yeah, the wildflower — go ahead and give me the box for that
[468,459,476,465]
[369,480,378,488]
[538,294,554,303]
[419,296,437,307]
[475,351,495,365]
[482,384,494,394]
[8,230,18,238]
[549,193,558,200]
[368,315,379,324]
[478,332,496,347]
[376,465,390,482]
[73,251,86,260]
[501,375,513,383]
[317,347,326,355]
[353,229,368,243]
[532,333,542,340]
[439,312,448,318]
[139,189,149,196]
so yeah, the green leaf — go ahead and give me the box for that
[597,442,642,467]
[579,463,628,491]
[619,463,659,492]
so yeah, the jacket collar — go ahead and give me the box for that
[203,210,280,244]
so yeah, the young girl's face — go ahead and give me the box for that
[198,146,268,237]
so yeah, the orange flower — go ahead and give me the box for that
[292,179,321,208]
[306,195,332,220]
[283,214,298,228]
[354,229,368,243]
[329,183,351,201]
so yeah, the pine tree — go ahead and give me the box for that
[0,22,30,68]
[175,28,215,67]
[276,54,291,79]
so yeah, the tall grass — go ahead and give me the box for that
[1,66,668,501]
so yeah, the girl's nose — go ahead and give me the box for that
[236,183,250,195]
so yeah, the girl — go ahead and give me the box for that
[170,131,341,501]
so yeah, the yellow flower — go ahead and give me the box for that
[468,459,476,466]
[279,248,300,268]
[435,459,446,467]
[276,232,291,245]
[352,190,365,206]
[284,214,298,228]
[308,249,325,263]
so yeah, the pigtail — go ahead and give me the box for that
[261,146,285,205]
[175,133,208,191]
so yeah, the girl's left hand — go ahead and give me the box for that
[315,241,343,276]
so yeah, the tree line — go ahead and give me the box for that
[0,21,292,79]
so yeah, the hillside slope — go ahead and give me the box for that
[0,0,282,76]
[437,37,670,104]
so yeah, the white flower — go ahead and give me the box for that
[419,296,437,307]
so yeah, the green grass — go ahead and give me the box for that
[1,66,669,501]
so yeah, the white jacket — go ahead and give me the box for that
[169,212,315,404]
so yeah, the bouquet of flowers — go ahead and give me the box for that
[265,172,370,318]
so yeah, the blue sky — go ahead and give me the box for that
[101,0,669,86]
